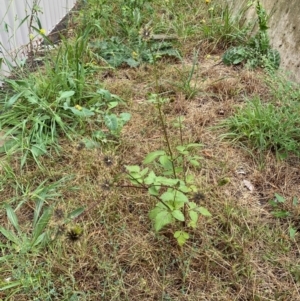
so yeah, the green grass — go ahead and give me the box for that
[219,95,300,159]
[1,0,300,300]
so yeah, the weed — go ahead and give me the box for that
[269,193,299,239]
[90,36,181,68]
[122,95,211,246]
[172,49,200,100]
[218,96,300,159]
[222,1,280,70]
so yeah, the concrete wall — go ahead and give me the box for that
[227,0,300,83]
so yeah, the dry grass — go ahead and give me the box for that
[1,3,300,300]
[1,55,300,300]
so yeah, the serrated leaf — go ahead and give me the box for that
[189,211,198,223]
[174,230,189,246]
[148,185,159,196]
[125,165,140,173]
[160,190,176,202]
[188,220,197,229]
[154,211,173,231]
[174,191,189,203]
[159,155,173,170]
[178,182,190,193]
[174,201,185,209]
[172,210,185,221]
[149,206,163,220]
[143,150,166,164]
[144,171,157,185]
[155,177,179,186]
[198,206,212,217]
[140,167,149,177]
[188,202,197,209]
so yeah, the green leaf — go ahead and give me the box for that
[125,165,140,173]
[97,88,112,101]
[176,145,188,155]
[140,167,149,177]
[148,186,159,196]
[174,201,185,209]
[33,199,44,228]
[159,155,173,170]
[0,227,20,245]
[154,211,173,231]
[293,197,299,206]
[120,112,131,123]
[189,211,198,223]
[174,230,189,246]
[31,144,47,157]
[174,191,189,203]
[149,204,165,220]
[143,150,166,164]
[155,176,179,186]
[31,207,52,246]
[186,143,203,149]
[198,206,212,217]
[144,171,157,185]
[69,107,95,117]
[0,280,22,291]
[83,139,100,149]
[160,190,176,202]
[67,207,85,220]
[172,210,185,221]
[275,193,285,203]
[57,90,75,101]
[125,58,140,67]
[32,232,47,247]
[5,91,24,109]
[5,204,20,233]
[188,159,200,167]
[289,227,297,240]
[218,177,230,186]
[104,114,118,131]
[188,202,197,209]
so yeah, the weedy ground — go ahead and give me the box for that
[1,0,300,300]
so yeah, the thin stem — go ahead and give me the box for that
[157,104,177,178]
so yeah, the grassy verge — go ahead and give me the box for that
[1,0,300,300]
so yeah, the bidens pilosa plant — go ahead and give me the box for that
[124,95,211,246]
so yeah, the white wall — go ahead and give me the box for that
[0,0,77,76]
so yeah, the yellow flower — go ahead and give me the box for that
[75,104,82,111]
[200,19,206,24]
[39,28,46,35]
[29,33,34,40]
[205,0,211,4]
[206,54,211,59]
